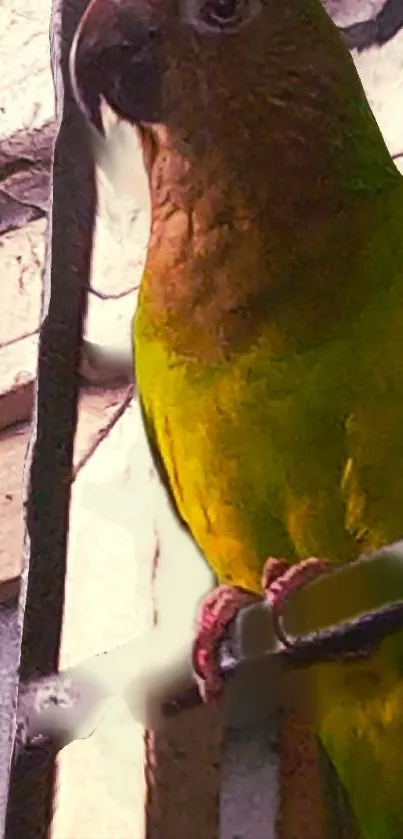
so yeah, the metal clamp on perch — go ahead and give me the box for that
[15,542,403,752]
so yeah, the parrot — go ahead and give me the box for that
[70,0,403,836]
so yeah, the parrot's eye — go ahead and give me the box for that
[185,0,259,32]
[201,0,241,26]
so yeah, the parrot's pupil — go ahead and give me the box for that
[216,0,237,18]
[204,0,238,22]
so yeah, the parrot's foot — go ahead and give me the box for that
[192,585,258,702]
[262,556,330,648]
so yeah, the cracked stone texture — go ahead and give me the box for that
[0,219,45,345]
[0,102,149,428]
[0,386,131,590]
[0,2,54,144]
[0,126,149,349]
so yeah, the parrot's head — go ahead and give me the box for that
[70,0,290,135]
[70,0,398,350]
[70,0,396,251]
[70,0,370,194]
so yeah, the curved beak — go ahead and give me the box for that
[70,0,164,135]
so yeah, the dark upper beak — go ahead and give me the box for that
[70,0,164,134]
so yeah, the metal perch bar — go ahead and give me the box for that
[14,541,403,752]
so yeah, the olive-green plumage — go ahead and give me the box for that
[131,1,403,836]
